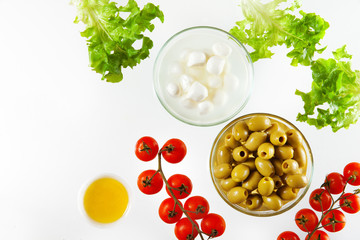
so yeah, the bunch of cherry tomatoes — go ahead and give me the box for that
[135,136,226,240]
[278,162,360,240]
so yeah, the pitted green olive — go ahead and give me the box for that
[242,157,256,171]
[270,130,287,146]
[245,194,263,210]
[232,146,249,162]
[247,115,272,131]
[220,178,238,191]
[282,159,300,174]
[217,145,232,164]
[265,122,281,135]
[275,145,294,160]
[227,186,248,204]
[272,175,284,189]
[286,129,303,148]
[262,193,283,211]
[244,132,267,152]
[293,146,307,168]
[258,177,275,196]
[272,158,284,176]
[257,142,275,160]
[232,120,249,142]
[277,185,298,200]
[224,133,240,149]
[242,170,262,191]
[231,164,250,182]
[255,157,275,177]
[286,174,308,188]
[214,163,232,179]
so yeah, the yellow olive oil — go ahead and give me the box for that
[83,177,129,224]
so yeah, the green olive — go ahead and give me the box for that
[242,157,256,171]
[244,132,268,152]
[265,122,281,135]
[255,157,275,177]
[213,163,232,179]
[272,175,284,189]
[231,164,250,182]
[245,194,263,210]
[262,193,283,211]
[257,142,275,160]
[282,159,300,175]
[275,145,294,160]
[247,115,272,131]
[258,177,275,196]
[270,130,287,146]
[277,185,298,200]
[224,133,240,149]
[286,129,303,148]
[286,174,308,188]
[220,178,238,191]
[232,120,249,142]
[232,146,249,162]
[272,158,284,176]
[242,170,262,191]
[227,186,248,204]
[217,145,233,164]
[293,146,307,168]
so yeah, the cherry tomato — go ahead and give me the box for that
[305,230,330,240]
[340,193,360,214]
[200,213,226,238]
[166,174,193,199]
[295,208,319,232]
[277,231,300,240]
[161,138,187,164]
[158,198,183,224]
[184,196,210,220]
[137,169,163,195]
[309,188,332,212]
[135,136,159,162]
[323,172,346,194]
[321,209,346,232]
[174,217,199,240]
[343,162,360,186]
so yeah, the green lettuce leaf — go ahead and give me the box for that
[72,0,164,83]
[296,46,360,132]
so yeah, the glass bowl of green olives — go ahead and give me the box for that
[209,113,314,217]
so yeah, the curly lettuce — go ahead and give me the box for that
[72,0,164,83]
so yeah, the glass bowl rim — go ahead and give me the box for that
[153,25,254,127]
[209,112,314,217]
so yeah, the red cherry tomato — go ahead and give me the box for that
[324,172,346,194]
[343,162,360,186]
[295,208,319,232]
[200,213,226,238]
[166,174,193,199]
[135,136,159,162]
[305,230,330,240]
[158,198,183,224]
[161,138,187,164]
[340,193,360,214]
[321,209,346,232]
[174,217,199,240]
[277,231,300,240]
[184,196,210,220]
[309,188,332,212]
[137,169,163,195]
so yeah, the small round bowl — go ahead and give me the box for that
[153,26,254,126]
[209,113,314,217]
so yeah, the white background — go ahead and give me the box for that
[1,0,360,239]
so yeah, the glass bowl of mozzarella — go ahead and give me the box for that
[153,26,254,126]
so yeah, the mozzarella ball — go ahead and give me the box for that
[168,62,183,76]
[180,97,196,109]
[206,56,226,75]
[186,81,209,102]
[207,75,222,89]
[212,90,228,105]
[179,74,194,92]
[212,42,232,57]
[166,82,181,97]
[198,101,214,115]
[187,51,206,67]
